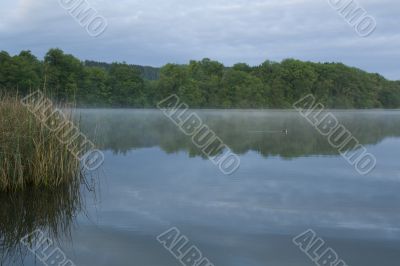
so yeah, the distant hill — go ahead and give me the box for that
[84,60,160,80]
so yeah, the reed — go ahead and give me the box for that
[0,94,82,191]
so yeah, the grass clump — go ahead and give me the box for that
[0,94,82,191]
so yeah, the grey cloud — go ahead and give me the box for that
[0,0,398,79]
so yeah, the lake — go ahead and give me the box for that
[2,110,400,266]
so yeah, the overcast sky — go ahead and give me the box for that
[0,0,398,80]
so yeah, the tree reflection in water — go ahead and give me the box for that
[78,110,400,158]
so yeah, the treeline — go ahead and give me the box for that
[84,60,160,81]
[1,48,399,108]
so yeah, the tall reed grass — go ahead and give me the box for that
[0,95,82,191]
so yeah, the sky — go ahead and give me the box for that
[0,0,399,80]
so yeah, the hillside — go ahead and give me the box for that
[0,48,399,108]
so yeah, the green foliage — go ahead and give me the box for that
[0,51,42,94]
[108,63,145,107]
[85,60,160,80]
[0,49,399,108]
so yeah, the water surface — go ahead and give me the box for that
[2,110,400,266]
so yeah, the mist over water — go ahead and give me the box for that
[2,110,400,266]
[79,109,400,158]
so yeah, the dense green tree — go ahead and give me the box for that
[0,51,41,94]
[1,48,400,108]
[79,67,109,105]
[156,64,188,100]
[233,63,252,73]
[107,63,145,107]
[279,59,317,102]
[221,69,269,108]
[44,49,84,101]
[379,86,400,108]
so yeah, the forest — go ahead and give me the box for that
[1,48,399,108]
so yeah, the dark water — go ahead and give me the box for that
[2,110,400,266]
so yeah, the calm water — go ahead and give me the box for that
[2,110,400,266]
